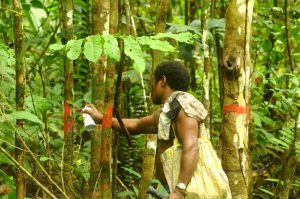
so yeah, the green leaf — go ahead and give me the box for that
[207,18,225,30]
[261,116,274,126]
[66,39,83,60]
[252,111,262,127]
[22,3,31,12]
[49,43,65,51]
[0,43,10,68]
[103,35,120,61]
[40,156,50,162]
[137,36,175,52]
[272,7,283,13]
[2,66,15,75]
[9,111,43,124]
[0,153,13,165]
[122,167,141,178]
[258,188,274,196]
[31,0,44,8]
[84,35,103,62]
[265,178,279,182]
[151,32,197,44]
[123,36,145,73]
[117,191,135,198]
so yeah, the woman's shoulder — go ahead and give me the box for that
[176,92,208,121]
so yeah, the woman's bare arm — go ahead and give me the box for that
[82,104,161,135]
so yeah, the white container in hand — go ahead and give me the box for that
[82,106,96,131]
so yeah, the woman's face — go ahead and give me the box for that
[150,78,163,105]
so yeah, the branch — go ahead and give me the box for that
[284,0,295,72]
[19,136,70,199]
[0,146,58,199]
[113,41,132,145]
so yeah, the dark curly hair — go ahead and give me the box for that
[154,61,190,91]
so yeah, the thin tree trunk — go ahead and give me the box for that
[220,0,254,198]
[12,0,26,198]
[283,0,295,72]
[185,0,189,25]
[60,0,76,198]
[201,0,211,135]
[274,1,297,196]
[214,0,226,113]
[90,0,110,198]
[275,112,300,198]
[99,0,117,197]
[139,0,170,198]
[111,1,120,198]
[186,0,197,92]
[263,0,277,103]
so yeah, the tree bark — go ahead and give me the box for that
[201,0,211,135]
[214,0,226,113]
[99,0,118,198]
[139,0,170,198]
[60,0,76,198]
[90,0,110,198]
[283,0,295,72]
[12,0,26,198]
[111,2,120,198]
[220,0,254,198]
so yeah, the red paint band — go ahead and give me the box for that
[102,106,113,129]
[64,101,75,134]
[223,104,249,114]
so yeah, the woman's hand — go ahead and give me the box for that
[168,188,185,199]
[82,104,103,124]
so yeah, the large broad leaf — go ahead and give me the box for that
[207,18,225,30]
[49,43,65,51]
[123,36,145,73]
[137,36,175,52]
[9,111,43,124]
[103,35,120,61]
[66,39,83,60]
[84,35,103,62]
[151,32,197,44]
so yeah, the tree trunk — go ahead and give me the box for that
[263,0,276,103]
[12,0,26,198]
[60,0,76,198]
[201,0,211,135]
[90,0,110,198]
[111,2,120,198]
[213,0,226,113]
[99,0,118,198]
[275,112,300,198]
[220,0,254,198]
[274,1,297,196]
[139,0,170,198]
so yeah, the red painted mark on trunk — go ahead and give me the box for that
[64,101,74,135]
[223,104,249,114]
[102,106,113,129]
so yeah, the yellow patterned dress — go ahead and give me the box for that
[158,91,232,199]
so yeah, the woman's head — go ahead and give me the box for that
[150,61,190,105]
[153,61,190,92]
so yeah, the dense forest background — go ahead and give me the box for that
[0,0,299,198]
